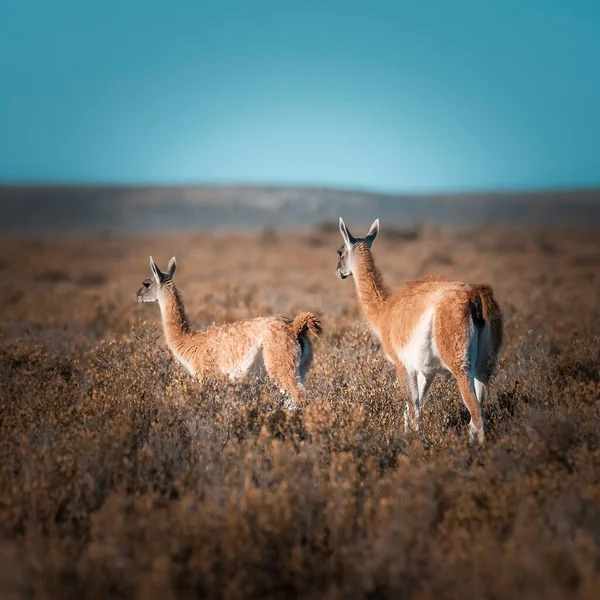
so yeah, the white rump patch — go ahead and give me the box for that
[467,317,478,381]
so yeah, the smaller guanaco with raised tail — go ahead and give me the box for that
[136,256,322,410]
[336,218,503,442]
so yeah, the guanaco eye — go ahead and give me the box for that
[143,279,151,288]
[337,248,343,257]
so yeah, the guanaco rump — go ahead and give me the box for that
[336,218,503,442]
[136,256,322,410]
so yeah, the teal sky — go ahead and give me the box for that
[1,0,599,192]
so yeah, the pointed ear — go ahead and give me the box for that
[149,256,163,284]
[167,256,177,278]
[339,217,356,246]
[365,218,380,246]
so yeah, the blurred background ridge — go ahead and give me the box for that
[1,185,599,236]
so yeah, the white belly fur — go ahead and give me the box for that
[397,308,444,374]
[226,343,265,381]
[173,351,196,377]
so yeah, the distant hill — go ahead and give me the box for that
[1,185,599,235]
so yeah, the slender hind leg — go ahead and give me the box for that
[474,374,488,408]
[396,363,420,432]
[417,371,436,410]
[263,338,307,411]
[454,370,484,443]
[473,369,491,440]
[474,323,496,417]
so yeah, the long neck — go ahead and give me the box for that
[352,244,389,332]
[157,283,191,347]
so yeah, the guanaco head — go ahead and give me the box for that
[136,256,177,302]
[336,217,379,279]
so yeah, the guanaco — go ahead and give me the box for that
[137,256,322,410]
[336,218,503,442]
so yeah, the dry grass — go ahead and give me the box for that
[1,224,600,599]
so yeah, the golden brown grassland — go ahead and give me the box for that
[1,224,600,599]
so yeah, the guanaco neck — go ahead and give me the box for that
[157,283,192,348]
[352,243,390,333]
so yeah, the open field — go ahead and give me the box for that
[1,222,600,598]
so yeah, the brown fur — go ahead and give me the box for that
[137,260,322,410]
[352,243,390,329]
[338,219,503,442]
[290,312,323,338]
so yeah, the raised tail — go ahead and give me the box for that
[290,312,323,338]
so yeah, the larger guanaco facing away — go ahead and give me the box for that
[336,218,503,442]
[136,256,322,410]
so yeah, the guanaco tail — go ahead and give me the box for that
[336,218,503,442]
[136,256,322,410]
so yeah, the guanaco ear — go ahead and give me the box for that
[339,217,356,247]
[167,256,177,278]
[364,218,380,246]
[149,256,163,284]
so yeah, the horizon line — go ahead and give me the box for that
[1,180,600,198]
